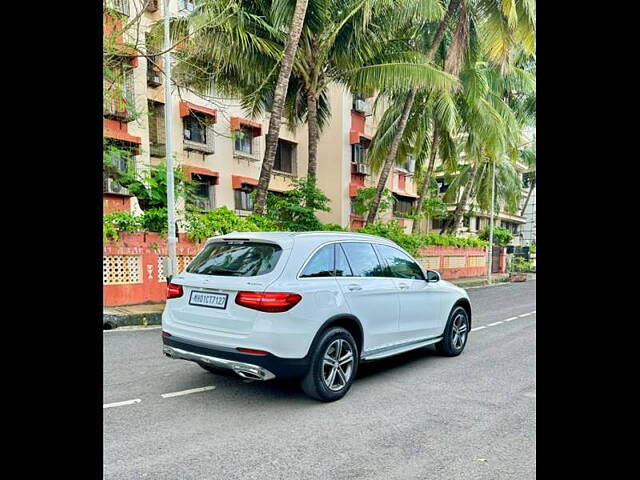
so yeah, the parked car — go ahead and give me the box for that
[162,232,472,402]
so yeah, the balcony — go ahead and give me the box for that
[149,143,166,158]
[103,95,133,122]
[184,137,215,155]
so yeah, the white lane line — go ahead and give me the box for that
[161,386,216,399]
[104,326,162,333]
[472,310,535,331]
[103,398,142,409]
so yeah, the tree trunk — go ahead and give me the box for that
[445,162,479,234]
[253,0,309,215]
[365,0,462,225]
[306,87,319,180]
[520,179,535,216]
[411,122,440,233]
[365,89,416,226]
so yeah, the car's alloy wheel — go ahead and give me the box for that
[322,339,354,391]
[435,306,469,356]
[451,312,468,351]
[301,327,358,402]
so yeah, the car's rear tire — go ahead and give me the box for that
[435,305,470,357]
[300,327,358,402]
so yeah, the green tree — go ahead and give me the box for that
[365,0,536,226]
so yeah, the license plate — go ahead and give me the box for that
[189,291,229,309]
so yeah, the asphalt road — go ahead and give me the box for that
[104,280,536,480]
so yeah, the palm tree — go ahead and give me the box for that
[173,0,458,214]
[365,0,463,226]
[253,0,309,215]
[365,0,536,226]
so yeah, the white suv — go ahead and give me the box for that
[162,232,471,402]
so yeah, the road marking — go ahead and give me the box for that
[104,326,162,333]
[161,386,216,399]
[103,399,141,409]
[471,311,536,332]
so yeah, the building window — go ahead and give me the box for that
[522,172,533,189]
[103,66,134,119]
[183,113,208,144]
[234,126,254,154]
[106,0,129,16]
[179,0,197,12]
[432,218,447,230]
[392,194,415,216]
[148,101,165,157]
[475,216,481,231]
[274,139,296,174]
[190,174,215,211]
[352,143,366,165]
[396,155,416,173]
[436,177,449,193]
[501,221,520,235]
[463,216,470,228]
[234,186,254,211]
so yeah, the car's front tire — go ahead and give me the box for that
[300,327,358,402]
[435,305,470,356]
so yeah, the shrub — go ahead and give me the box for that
[103,211,142,241]
[509,256,532,273]
[478,226,513,247]
[358,221,488,255]
[320,223,347,231]
[262,177,331,231]
[183,207,262,243]
[351,187,393,216]
[140,208,168,233]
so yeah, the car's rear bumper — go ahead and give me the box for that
[162,335,310,380]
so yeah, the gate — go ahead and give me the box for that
[491,246,501,273]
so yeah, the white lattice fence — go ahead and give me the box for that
[442,256,466,269]
[157,255,195,282]
[419,256,441,269]
[103,255,142,285]
[466,256,485,268]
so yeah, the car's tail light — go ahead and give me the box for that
[167,283,183,299]
[235,291,302,313]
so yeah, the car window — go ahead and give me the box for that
[340,242,386,277]
[301,244,335,278]
[335,243,353,277]
[375,244,425,280]
[187,241,282,276]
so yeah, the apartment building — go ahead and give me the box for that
[103,0,420,232]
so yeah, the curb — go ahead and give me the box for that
[103,311,163,329]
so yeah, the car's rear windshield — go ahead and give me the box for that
[186,241,283,276]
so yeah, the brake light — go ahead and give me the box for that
[235,291,302,313]
[167,283,183,299]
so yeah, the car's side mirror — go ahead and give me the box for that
[426,270,441,282]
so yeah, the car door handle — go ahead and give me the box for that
[398,283,410,290]
[347,284,363,291]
